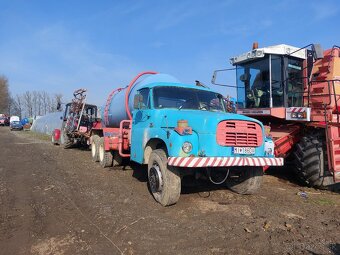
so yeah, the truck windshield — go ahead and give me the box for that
[153,86,226,112]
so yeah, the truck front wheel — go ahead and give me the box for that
[148,149,181,206]
[225,166,263,194]
[99,137,113,168]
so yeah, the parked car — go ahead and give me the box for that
[0,116,9,126]
[10,121,23,131]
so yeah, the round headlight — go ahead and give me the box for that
[182,142,192,153]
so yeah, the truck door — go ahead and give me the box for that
[131,88,152,163]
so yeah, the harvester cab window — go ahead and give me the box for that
[236,56,270,108]
[286,58,304,107]
[271,55,284,107]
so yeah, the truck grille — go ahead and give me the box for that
[216,121,263,147]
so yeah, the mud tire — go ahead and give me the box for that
[99,137,113,168]
[91,135,100,162]
[293,132,334,188]
[148,149,181,206]
[225,166,263,194]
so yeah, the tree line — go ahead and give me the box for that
[0,75,63,118]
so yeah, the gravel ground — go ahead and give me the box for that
[0,127,339,255]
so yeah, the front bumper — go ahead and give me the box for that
[168,156,284,167]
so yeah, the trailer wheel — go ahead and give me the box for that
[99,137,113,168]
[148,149,181,206]
[91,135,100,162]
[293,132,334,188]
[225,166,263,194]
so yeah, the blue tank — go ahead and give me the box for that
[103,73,179,127]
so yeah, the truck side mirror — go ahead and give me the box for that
[211,71,217,84]
[312,44,324,60]
[133,94,143,109]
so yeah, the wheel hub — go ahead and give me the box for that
[149,164,163,193]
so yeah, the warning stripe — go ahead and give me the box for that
[167,157,284,167]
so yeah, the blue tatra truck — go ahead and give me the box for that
[89,71,283,206]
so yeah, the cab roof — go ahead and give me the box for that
[230,44,306,65]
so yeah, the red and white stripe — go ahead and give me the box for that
[291,107,305,113]
[167,157,283,167]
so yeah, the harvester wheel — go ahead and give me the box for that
[225,166,263,194]
[148,149,181,206]
[293,132,334,188]
[99,137,113,168]
[91,135,100,162]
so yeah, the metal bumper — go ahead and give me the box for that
[167,156,284,168]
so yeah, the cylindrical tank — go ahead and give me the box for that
[103,73,179,127]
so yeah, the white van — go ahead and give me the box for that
[10,116,20,123]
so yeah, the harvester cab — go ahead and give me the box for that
[212,43,340,189]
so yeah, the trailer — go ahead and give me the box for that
[90,71,283,206]
[212,43,340,189]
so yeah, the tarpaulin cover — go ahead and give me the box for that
[30,112,63,135]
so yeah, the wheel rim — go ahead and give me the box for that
[149,162,163,193]
[91,142,96,157]
[99,144,104,162]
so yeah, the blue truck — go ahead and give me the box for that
[90,71,283,206]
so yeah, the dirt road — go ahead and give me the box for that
[0,128,339,255]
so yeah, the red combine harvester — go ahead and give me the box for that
[212,43,340,189]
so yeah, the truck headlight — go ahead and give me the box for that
[182,142,192,153]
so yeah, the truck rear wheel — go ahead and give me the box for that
[293,132,334,188]
[91,135,100,162]
[225,166,263,194]
[148,149,181,206]
[99,137,113,168]
[112,151,122,167]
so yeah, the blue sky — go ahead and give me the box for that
[0,0,339,104]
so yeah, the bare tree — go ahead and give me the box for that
[23,91,33,117]
[13,94,23,118]
[0,75,10,114]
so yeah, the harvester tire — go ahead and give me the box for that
[148,149,181,206]
[225,166,263,194]
[293,132,334,188]
[91,135,100,162]
[99,137,113,168]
